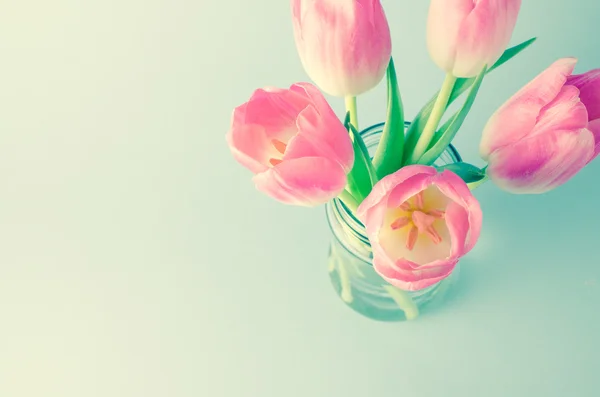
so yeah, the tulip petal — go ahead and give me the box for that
[253,156,347,206]
[480,58,578,159]
[226,122,271,174]
[567,69,600,121]
[286,84,354,170]
[386,173,438,209]
[486,128,595,194]
[427,0,475,73]
[434,170,482,253]
[587,119,600,162]
[357,165,436,217]
[243,88,309,140]
[532,85,589,137]
[443,202,471,257]
[290,83,337,120]
[453,0,522,77]
[372,243,458,291]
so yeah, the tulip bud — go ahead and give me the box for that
[427,0,522,78]
[291,0,392,97]
[480,58,599,194]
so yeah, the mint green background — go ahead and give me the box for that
[0,1,599,396]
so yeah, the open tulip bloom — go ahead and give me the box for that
[226,0,600,321]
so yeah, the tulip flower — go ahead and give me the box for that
[427,0,522,78]
[226,82,354,206]
[356,165,482,291]
[480,58,600,194]
[291,0,392,97]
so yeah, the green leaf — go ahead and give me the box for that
[417,67,486,165]
[402,37,536,159]
[373,58,405,179]
[436,162,486,184]
[345,122,379,201]
[488,37,537,74]
[343,111,351,128]
[349,123,379,187]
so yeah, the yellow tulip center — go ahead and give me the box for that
[390,191,445,251]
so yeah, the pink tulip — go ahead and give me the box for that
[427,0,522,78]
[291,0,392,97]
[480,58,600,194]
[356,165,482,291]
[226,82,354,206]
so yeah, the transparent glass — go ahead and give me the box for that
[325,122,462,322]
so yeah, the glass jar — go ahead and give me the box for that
[325,122,462,321]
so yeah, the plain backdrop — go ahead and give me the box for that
[1,1,599,396]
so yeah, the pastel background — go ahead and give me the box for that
[0,1,599,396]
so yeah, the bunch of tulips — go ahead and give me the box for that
[226,0,600,292]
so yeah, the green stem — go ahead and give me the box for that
[337,189,359,213]
[345,96,359,132]
[409,74,457,163]
[383,285,419,321]
[338,260,354,303]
